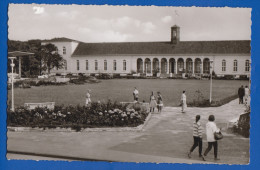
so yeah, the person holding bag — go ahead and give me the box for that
[202,115,221,161]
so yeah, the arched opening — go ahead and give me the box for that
[137,58,143,73]
[195,58,202,74]
[177,58,184,74]
[152,58,159,76]
[186,58,193,74]
[161,58,167,74]
[169,58,175,73]
[144,58,151,74]
[203,58,210,74]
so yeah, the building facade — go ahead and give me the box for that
[42,25,251,77]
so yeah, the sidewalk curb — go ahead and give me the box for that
[7,113,152,132]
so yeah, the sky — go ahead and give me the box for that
[8,4,251,42]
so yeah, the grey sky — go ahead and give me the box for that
[8,4,251,42]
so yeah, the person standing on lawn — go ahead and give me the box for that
[149,91,157,112]
[157,92,163,113]
[202,115,220,161]
[85,90,91,106]
[181,91,187,113]
[188,115,203,159]
[133,87,139,102]
[238,85,245,104]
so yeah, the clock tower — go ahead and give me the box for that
[171,25,180,44]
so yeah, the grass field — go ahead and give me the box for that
[8,79,249,107]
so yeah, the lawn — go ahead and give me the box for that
[8,79,249,107]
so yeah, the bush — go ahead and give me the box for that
[232,112,250,138]
[188,90,238,107]
[7,101,149,129]
[96,73,113,79]
[113,74,121,79]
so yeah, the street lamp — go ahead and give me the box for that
[9,57,16,111]
[209,59,214,103]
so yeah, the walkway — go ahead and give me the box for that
[7,99,249,164]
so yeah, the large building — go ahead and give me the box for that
[42,25,251,77]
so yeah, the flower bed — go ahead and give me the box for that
[7,101,149,131]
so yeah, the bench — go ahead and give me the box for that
[24,102,55,110]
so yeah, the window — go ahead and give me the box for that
[104,60,107,70]
[222,60,226,71]
[233,60,238,72]
[63,46,66,55]
[95,60,98,71]
[187,60,192,73]
[245,60,250,72]
[123,60,126,71]
[64,60,67,70]
[86,60,88,70]
[113,60,117,71]
[77,60,79,71]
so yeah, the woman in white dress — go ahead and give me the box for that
[86,90,91,106]
[149,91,157,112]
[181,91,187,113]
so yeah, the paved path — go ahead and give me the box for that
[7,99,249,164]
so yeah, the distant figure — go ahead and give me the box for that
[133,87,139,102]
[157,92,163,113]
[244,85,250,103]
[202,115,220,161]
[85,90,91,106]
[188,115,203,159]
[181,91,187,113]
[238,85,245,104]
[149,91,157,112]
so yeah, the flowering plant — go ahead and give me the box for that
[7,100,149,130]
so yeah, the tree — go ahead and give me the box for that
[39,43,64,74]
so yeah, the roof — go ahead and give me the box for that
[8,51,34,57]
[42,37,78,43]
[72,40,251,56]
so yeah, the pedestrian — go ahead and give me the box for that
[181,91,187,113]
[238,85,245,104]
[133,87,139,102]
[188,115,203,159]
[85,90,91,106]
[202,115,220,161]
[149,91,157,112]
[244,85,250,103]
[157,92,163,113]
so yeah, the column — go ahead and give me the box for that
[159,61,161,74]
[142,60,145,73]
[201,59,204,74]
[184,61,186,73]
[151,60,153,75]
[19,57,21,78]
[192,60,195,74]
[166,59,169,74]
[175,60,177,74]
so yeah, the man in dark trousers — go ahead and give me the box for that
[238,85,245,104]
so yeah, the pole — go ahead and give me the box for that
[10,58,15,111]
[210,71,212,103]
[209,60,213,103]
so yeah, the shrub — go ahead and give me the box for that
[232,112,250,138]
[96,73,113,79]
[7,101,149,129]
[113,74,121,79]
